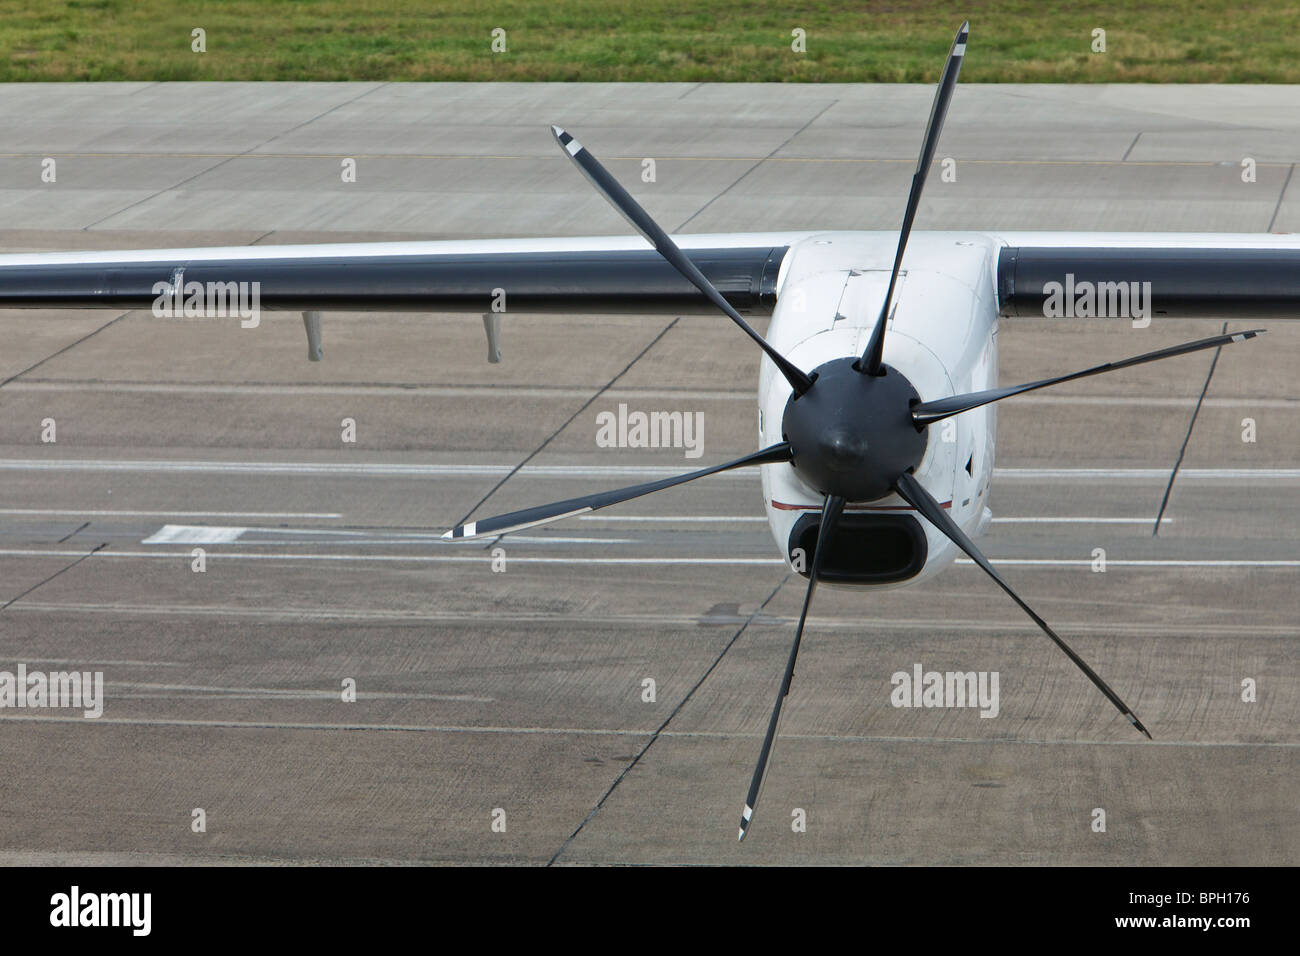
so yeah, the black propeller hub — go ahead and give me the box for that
[781,357,927,502]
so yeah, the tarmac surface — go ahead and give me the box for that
[0,82,1295,865]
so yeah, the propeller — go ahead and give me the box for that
[893,472,1150,738]
[441,22,1271,843]
[443,442,791,540]
[857,20,968,376]
[912,329,1264,426]
[738,494,845,842]
[551,126,816,397]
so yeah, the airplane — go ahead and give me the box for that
[1,21,1294,842]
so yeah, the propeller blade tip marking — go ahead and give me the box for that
[738,804,754,841]
[551,125,574,147]
[445,521,476,539]
[551,126,582,155]
[954,23,969,53]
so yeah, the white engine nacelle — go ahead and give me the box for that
[754,232,1001,589]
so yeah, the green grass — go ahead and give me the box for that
[0,1,1296,82]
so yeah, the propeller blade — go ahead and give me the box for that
[551,125,815,397]
[913,328,1264,427]
[738,493,845,842]
[858,20,969,376]
[893,471,1151,739]
[443,442,791,540]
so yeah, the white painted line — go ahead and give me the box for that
[0,655,185,666]
[0,509,342,519]
[232,526,637,544]
[0,549,784,565]
[989,517,1173,524]
[1,460,1296,481]
[578,515,1171,525]
[954,559,1299,567]
[0,549,1293,568]
[0,460,717,479]
[242,526,447,538]
[235,537,639,545]
[7,383,597,399]
[141,525,247,544]
[998,395,1299,410]
[996,468,1300,481]
[9,603,1295,638]
[0,713,1293,748]
[5,382,1293,409]
[111,682,493,703]
[487,534,643,544]
[2,382,750,401]
[580,515,767,522]
[198,533,639,546]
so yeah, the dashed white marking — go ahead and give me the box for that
[142,525,246,544]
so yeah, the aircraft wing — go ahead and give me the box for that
[0,232,810,315]
[2,228,1299,320]
[990,232,1300,319]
